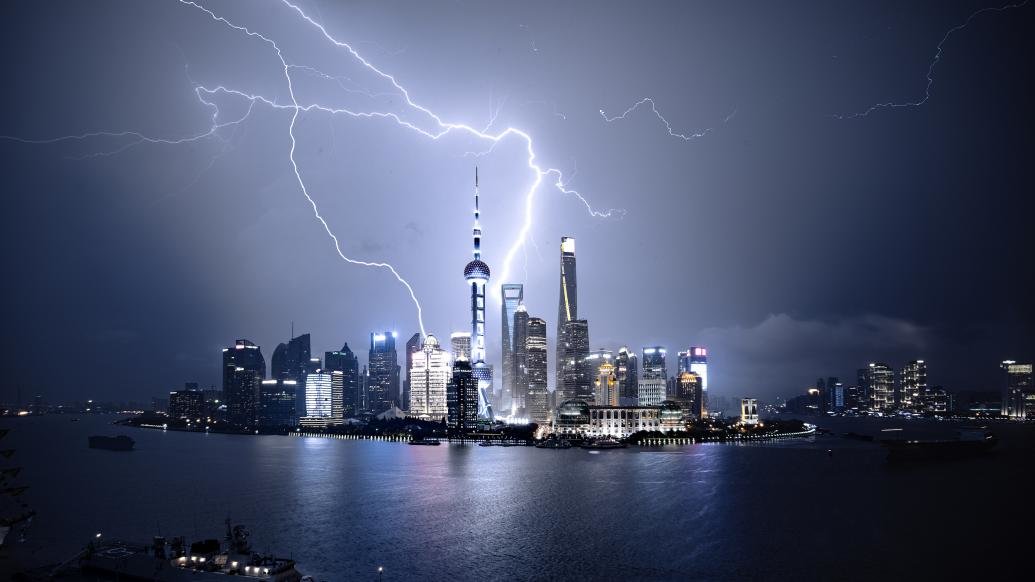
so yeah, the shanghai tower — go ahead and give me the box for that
[556,236,579,400]
[464,168,494,418]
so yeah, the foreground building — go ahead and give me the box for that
[553,400,667,439]
[410,334,451,421]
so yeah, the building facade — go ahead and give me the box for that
[560,319,590,403]
[866,362,895,412]
[222,339,265,431]
[553,400,667,439]
[168,386,204,421]
[556,236,578,398]
[447,357,479,434]
[500,283,524,414]
[1002,360,1034,419]
[409,335,451,421]
[367,331,400,414]
[615,346,639,406]
[525,316,550,426]
[324,343,360,418]
[258,379,297,430]
[900,360,927,411]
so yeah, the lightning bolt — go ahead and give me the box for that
[1,0,624,336]
[834,0,1030,119]
[600,97,735,141]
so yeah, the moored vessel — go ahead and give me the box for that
[881,427,997,461]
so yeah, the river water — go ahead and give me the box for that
[2,414,1032,580]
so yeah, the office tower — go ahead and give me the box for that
[642,347,667,380]
[501,283,524,414]
[674,371,701,418]
[615,347,639,406]
[511,305,529,414]
[556,236,578,397]
[222,339,265,431]
[450,332,472,361]
[740,398,759,425]
[403,333,421,411]
[304,371,333,420]
[360,365,368,411]
[816,378,828,412]
[324,343,360,418]
[272,333,311,417]
[560,319,590,402]
[464,168,494,417]
[594,360,619,406]
[900,361,927,411]
[677,350,692,375]
[828,378,845,412]
[637,376,666,406]
[367,331,400,414]
[525,316,549,425]
[1002,360,1034,419]
[448,357,479,434]
[686,347,708,414]
[866,363,895,412]
[410,334,451,421]
[330,370,344,424]
[168,385,204,421]
[258,379,297,430]
[306,357,321,374]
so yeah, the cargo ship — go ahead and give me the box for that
[78,520,308,581]
[88,435,135,451]
[881,427,998,461]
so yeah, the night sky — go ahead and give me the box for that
[1,0,1032,404]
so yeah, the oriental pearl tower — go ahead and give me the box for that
[464,167,494,419]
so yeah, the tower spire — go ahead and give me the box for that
[472,166,482,261]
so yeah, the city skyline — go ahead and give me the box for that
[1,1,1033,403]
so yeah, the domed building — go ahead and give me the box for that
[554,399,591,435]
[658,400,686,430]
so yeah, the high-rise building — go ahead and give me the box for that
[367,331,400,414]
[272,333,311,418]
[324,343,360,418]
[501,283,524,414]
[673,371,701,418]
[594,360,619,406]
[464,168,494,417]
[525,316,549,426]
[1002,360,1034,419]
[615,347,639,406]
[556,236,578,397]
[642,347,667,380]
[403,333,421,412]
[258,379,296,430]
[330,370,344,424]
[410,334,451,421]
[866,362,895,412]
[222,339,265,431]
[511,305,530,414]
[637,377,666,406]
[450,332,472,361]
[688,347,708,414]
[560,319,590,403]
[303,371,333,421]
[740,398,759,425]
[168,385,204,421]
[447,357,479,434]
[900,360,927,411]
[827,378,845,412]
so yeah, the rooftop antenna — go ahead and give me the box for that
[291,321,294,339]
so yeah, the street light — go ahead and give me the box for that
[378,566,384,581]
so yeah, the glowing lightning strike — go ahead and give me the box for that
[599,97,735,141]
[834,0,1030,119]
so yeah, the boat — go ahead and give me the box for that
[408,437,441,446]
[881,427,998,461]
[581,438,627,450]
[478,440,494,447]
[88,435,135,451]
[535,438,572,449]
[78,520,305,581]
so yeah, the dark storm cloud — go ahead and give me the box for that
[0,0,1032,403]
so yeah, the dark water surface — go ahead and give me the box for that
[2,415,1033,581]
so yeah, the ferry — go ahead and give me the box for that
[535,437,572,449]
[88,435,135,451]
[408,437,441,446]
[581,438,627,450]
[78,521,308,581]
[881,426,998,461]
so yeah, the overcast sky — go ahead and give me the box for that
[1,0,1032,403]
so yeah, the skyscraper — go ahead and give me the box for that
[560,319,590,402]
[615,346,639,406]
[866,362,895,412]
[642,347,668,380]
[525,316,549,426]
[447,357,479,434]
[556,236,578,397]
[271,333,310,418]
[463,168,493,417]
[594,360,619,406]
[501,283,524,414]
[222,339,265,431]
[302,370,332,424]
[409,334,451,421]
[900,360,927,411]
[367,331,400,414]
[511,305,529,415]
[450,332,471,361]
[324,343,360,418]
[403,332,421,411]
[258,379,297,430]
[674,371,701,418]
[1002,360,1034,419]
[688,347,709,414]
